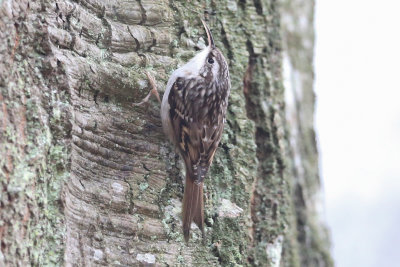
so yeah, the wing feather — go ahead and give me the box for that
[168,77,227,183]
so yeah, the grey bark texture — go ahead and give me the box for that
[0,0,332,266]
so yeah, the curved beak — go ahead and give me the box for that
[201,19,215,48]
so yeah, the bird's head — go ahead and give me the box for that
[199,20,229,84]
[183,20,229,85]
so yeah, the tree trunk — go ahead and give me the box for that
[0,0,332,266]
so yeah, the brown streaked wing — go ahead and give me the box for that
[168,77,226,182]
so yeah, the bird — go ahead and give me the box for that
[161,19,231,242]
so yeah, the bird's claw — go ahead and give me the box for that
[133,71,161,107]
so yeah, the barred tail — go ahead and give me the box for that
[182,173,204,242]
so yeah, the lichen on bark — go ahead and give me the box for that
[0,1,69,265]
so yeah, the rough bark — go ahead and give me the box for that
[0,0,332,266]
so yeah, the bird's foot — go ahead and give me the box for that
[133,71,161,107]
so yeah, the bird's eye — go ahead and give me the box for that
[208,57,214,64]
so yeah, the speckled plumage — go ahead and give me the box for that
[161,20,230,242]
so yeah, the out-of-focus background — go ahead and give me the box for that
[315,1,400,266]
